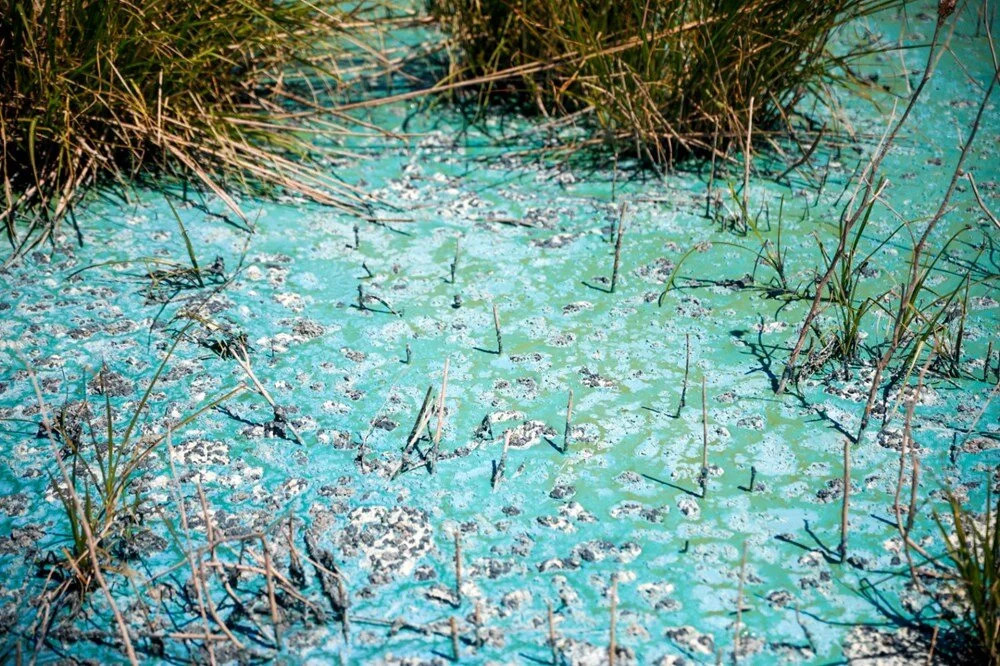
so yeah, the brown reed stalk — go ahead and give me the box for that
[431,358,450,473]
[451,616,460,661]
[741,97,755,226]
[906,452,920,536]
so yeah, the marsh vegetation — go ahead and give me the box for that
[0,1,998,664]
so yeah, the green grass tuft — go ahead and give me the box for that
[936,486,1000,665]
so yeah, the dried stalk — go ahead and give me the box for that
[492,431,511,490]
[611,202,627,293]
[492,302,503,355]
[431,358,450,473]
[840,440,850,564]
[700,374,709,497]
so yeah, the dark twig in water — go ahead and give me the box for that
[986,340,993,382]
[304,531,350,640]
[967,172,1000,230]
[840,439,850,564]
[492,431,510,490]
[679,333,691,414]
[393,385,434,480]
[700,374,709,498]
[450,236,460,284]
[611,202,627,293]
[492,301,503,355]
[230,341,305,445]
[261,537,283,649]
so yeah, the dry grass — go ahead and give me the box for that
[428,0,899,165]
[0,0,381,264]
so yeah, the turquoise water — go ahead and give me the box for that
[1,4,998,664]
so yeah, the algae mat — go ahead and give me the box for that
[1,4,999,664]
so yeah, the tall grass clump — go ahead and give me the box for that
[428,0,898,164]
[935,487,1000,665]
[0,0,373,263]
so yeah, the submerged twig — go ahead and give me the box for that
[492,302,503,355]
[611,202,627,293]
[840,439,850,564]
[492,431,510,490]
[700,374,709,497]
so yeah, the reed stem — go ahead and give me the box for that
[680,333,691,411]
[431,358,450,474]
[700,374,709,497]
[840,439,850,563]
[741,97,754,227]
[611,203,627,293]
[492,430,510,489]
[492,302,503,355]
[986,340,993,382]
[906,452,920,536]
